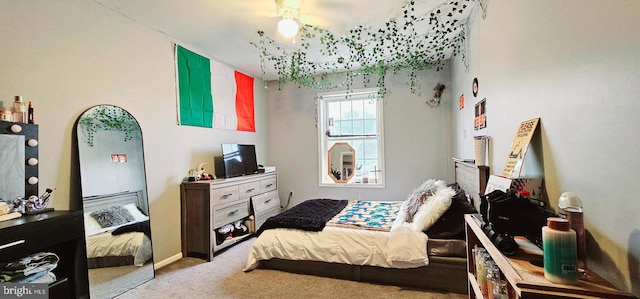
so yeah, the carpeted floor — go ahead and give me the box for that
[115,237,467,299]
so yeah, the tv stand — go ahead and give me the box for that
[180,172,278,261]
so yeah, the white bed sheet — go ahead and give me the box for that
[244,221,429,271]
[86,231,152,266]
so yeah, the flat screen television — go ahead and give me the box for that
[221,144,258,178]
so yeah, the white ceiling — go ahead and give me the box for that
[92,0,454,80]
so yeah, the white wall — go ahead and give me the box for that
[267,68,454,209]
[0,0,268,263]
[451,0,640,294]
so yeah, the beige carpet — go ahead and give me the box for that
[116,237,467,299]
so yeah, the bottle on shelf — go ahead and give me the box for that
[558,192,586,271]
[28,101,34,124]
[12,96,26,123]
[542,217,578,284]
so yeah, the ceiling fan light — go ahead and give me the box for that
[278,17,299,38]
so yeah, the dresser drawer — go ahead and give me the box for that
[238,181,260,199]
[210,185,239,206]
[255,206,281,231]
[260,177,277,193]
[251,191,280,213]
[213,200,249,228]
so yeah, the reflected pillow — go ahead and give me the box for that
[122,203,149,222]
[90,205,135,228]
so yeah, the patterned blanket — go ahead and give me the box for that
[326,201,403,232]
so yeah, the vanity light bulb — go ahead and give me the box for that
[28,176,38,185]
[10,124,22,133]
[27,139,38,147]
[27,158,38,166]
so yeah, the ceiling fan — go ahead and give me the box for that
[265,0,333,38]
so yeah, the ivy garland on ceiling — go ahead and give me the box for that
[253,0,480,96]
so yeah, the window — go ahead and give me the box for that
[318,88,384,187]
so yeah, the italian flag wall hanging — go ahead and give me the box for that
[176,45,255,132]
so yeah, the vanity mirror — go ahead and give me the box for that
[75,105,154,299]
[328,142,355,183]
[0,122,38,203]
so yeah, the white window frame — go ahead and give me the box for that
[317,88,385,188]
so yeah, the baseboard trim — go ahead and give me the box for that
[154,252,183,270]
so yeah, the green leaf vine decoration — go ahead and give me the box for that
[252,0,478,96]
[79,105,141,147]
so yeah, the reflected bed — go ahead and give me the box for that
[82,191,153,269]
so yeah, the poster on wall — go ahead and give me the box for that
[503,117,540,178]
[474,98,486,130]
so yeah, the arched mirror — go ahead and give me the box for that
[328,142,355,183]
[75,105,154,299]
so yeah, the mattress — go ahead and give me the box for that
[86,231,152,268]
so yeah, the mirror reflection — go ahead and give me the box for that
[76,105,154,299]
[328,142,355,183]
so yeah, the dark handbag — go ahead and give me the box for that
[481,189,555,239]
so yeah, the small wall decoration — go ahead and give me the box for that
[503,118,540,178]
[111,154,127,163]
[472,78,479,97]
[459,94,465,110]
[474,98,486,130]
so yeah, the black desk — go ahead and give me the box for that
[0,210,89,299]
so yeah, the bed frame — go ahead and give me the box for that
[256,161,489,294]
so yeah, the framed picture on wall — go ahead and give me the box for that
[474,98,486,130]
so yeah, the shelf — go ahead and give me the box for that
[465,214,637,299]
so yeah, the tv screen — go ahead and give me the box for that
[221,144,258,178]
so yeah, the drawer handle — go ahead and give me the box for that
[265,184,273,188]
[246,188,256,193]
[221,193,233,199]
[0,240,26,250]
[227,210,239,216]
[264,199,272,203]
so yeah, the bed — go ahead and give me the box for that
[82,191,153,269]
[243,161,489,294]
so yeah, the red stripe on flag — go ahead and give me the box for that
[234,71,255,132]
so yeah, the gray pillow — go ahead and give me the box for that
[90,205,135,228]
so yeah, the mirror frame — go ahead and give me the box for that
[328,142,355,183]
[75,105,154,299]
[0,122,39,200]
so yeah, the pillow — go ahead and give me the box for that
[412,185,455,232]
[83,213,104,236]
[405,179,444,222]
[90,205,135,228]
[122,203,149,222]
[426,186,478,239]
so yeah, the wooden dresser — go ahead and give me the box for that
[465,214,637,298]
[0,210,89,299]
[180,172,278,261]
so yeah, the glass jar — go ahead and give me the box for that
[493,279,508,299]
[477,253,491,297]
[486,264,500,299]
[0,109,13,121]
